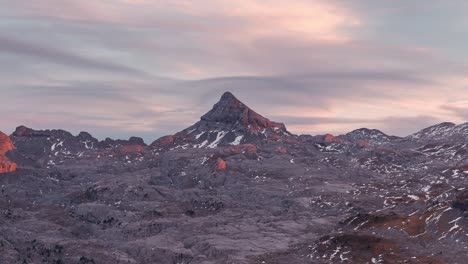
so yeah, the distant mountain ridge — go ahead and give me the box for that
[407,122,468,141]
[1,91,466,171]
[8,125,147,168]
[338,128,401,145]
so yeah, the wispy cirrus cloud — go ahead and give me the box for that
[440,103,468,120]
[0,36,146,75]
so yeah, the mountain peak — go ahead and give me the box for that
[346,128,386,136]
[220,91,236,101]
[338,128,400,145]
[12,125,33,137]
[150,92,293,149]
[201,92,286,132]
[201,91,244,123]
[407,122,457,140]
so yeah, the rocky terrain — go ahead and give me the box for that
[0,92,467,264]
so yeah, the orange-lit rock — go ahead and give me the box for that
[223,144,257,156]
[0,131,17,174]
[150,135,175,148]
[357,141,370,148]
[283,137,301,144]
[323,134,343,143]
[0,132,14,154]
[0,158,16,173]
[161,135,175,146]
[216,158,227,171]
[117,145,146,155]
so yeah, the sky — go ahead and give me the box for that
[1,0,468,142]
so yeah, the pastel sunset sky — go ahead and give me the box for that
[1,1,468,142]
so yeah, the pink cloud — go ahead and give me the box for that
[7,0,359,41]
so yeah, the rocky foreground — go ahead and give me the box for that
[1,92,468,263]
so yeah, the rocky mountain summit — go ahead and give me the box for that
[338,128,401,145]
[150,92,296,150]
[0,92,467,264]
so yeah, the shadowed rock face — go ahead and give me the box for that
[100,136,147,148]
[452,190,468,211]
[0,131,16,173]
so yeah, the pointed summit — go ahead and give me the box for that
[201,92,245,122]
[201,92,286,133]
[150,92,294,150]
[221,91,236,101]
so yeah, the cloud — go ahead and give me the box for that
[2,0,467,80]
[376,115,443,136]
[0,73,456,141]
[0,79,201,141]
[3,0,358,38]
[0,69,466,142]
[0,36,146,75]
[282,115,442,137]
[440,104,468,120]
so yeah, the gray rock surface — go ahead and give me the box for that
[1,92,467,263]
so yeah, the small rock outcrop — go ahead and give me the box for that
[0,131,17,173]
[323,134,343,143]
[216,158,227,171]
